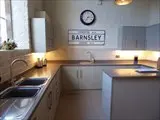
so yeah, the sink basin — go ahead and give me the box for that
[18,77,47,86]
[0,87,40,99]
[80,61,93,65]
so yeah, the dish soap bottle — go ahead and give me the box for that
[43,58,47,66]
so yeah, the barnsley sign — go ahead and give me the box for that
[68,30,105,45]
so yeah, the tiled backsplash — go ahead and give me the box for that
[46,47,160,61]
[0,50,35,83]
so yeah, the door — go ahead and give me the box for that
[62,66,79,90]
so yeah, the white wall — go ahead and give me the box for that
[44,0,160,61]
[148,0,160,26]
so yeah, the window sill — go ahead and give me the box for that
[0,49,30,51]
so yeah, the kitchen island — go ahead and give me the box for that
[102,69,160,120]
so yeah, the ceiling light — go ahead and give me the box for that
[115,0,133,5]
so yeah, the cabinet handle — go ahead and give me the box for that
[56,88,59,100]
[77,70,79,79]
[47,91,52,110]
[80,70,83,79]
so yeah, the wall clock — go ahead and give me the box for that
[80,10,96,25]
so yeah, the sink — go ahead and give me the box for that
[80,61,93,65]
[0,87,40,99]
[18,77,47,86]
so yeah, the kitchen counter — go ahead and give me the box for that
[49,60,157,68]
[103,68,160,78]
[0,60,159,120]
[0,64,61,120]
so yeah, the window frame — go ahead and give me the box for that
[0,0,13,41]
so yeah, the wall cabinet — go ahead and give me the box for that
[30,70,61,120]
[118,26,146,50]
[31,11,54,52]
[146,23,160,51]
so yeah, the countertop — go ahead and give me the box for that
[0,64,61,120]
[103,68,160,78]
[0,60,159,120]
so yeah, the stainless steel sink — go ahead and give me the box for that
[0,87,40,99]
[18,77,47,86]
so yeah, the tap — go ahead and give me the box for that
[10,59,28,85]
[86,51,95,63]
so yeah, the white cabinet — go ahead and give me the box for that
[31,11,54,52]
[102,72,160,120]
[62,66,103,90]
[79,66,102,89]
[146,23,160,51]
[30,81,53,120]
[62,65,147,91]
[31,70,61,120]
[118,26,146,50]
[62,66,79,91]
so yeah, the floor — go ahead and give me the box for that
[55,90,107,120]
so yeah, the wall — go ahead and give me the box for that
[45,0,159,61]
[0,50,36,83]
[148,0,160,26]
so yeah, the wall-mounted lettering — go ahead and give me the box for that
[68,30,105,45]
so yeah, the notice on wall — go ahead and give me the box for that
[68,30,105,45]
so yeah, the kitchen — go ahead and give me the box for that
[0,0,160,120]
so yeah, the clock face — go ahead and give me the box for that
[80,10,96,25]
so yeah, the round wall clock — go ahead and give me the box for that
[80,10,96,25]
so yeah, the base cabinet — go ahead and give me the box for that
[30,82,52,120]
[62,66,79,91]
[30,70,61,120]
[79,66,102,89]
[62,66,103,90]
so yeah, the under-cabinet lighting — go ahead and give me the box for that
[115,50,144,59]
[115,0,133,5]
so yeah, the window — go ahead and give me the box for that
[0,0,12,44]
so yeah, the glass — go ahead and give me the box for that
[0,0,7,42]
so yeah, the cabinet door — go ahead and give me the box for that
[47,82,55,120]
[30,90,50,120]
[30,81,53,120]
[146,24,160,51]
[79,66,102,89]
[119,26,145,50]
[122,27,136,50]
[62,66,79,90]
